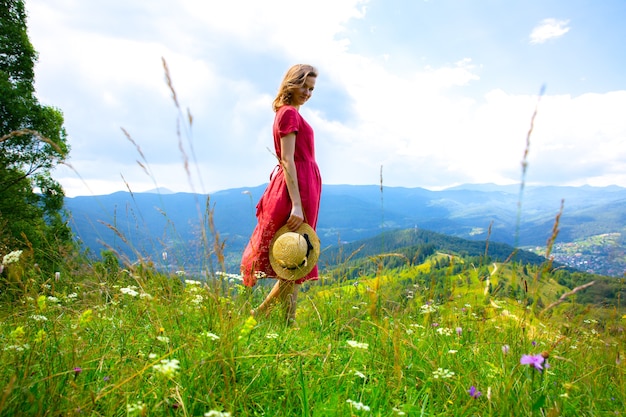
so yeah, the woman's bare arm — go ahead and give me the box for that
[280,132,304,230]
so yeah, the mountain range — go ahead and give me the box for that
[64,184,626,276]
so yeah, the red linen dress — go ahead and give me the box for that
[240,105,322,287]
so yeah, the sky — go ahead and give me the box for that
[24,0,626,197]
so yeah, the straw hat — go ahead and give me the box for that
[269,223,320,280]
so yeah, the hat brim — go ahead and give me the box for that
[269,223,320,281]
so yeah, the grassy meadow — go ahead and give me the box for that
[1,241,624,416]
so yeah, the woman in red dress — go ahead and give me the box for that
[240,64,322,323]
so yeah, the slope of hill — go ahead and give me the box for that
[64,184,626,276]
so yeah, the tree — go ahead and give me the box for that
[1,0,72,272]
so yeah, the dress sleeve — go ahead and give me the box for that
[276,107,299,137]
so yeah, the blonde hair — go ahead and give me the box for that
[272,64,318,112]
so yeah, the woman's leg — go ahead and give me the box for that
[253,280,301,323]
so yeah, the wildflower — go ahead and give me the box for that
[431,322,439,327]
[30,315,48,322]
[66,292,78,299]
[156,336,170,343]
[10,326,26,340]
[175,270,186,277]
[353,370,367,379]
[120,287,139,297]
[420,303,438,314]
[4,344,30,351]
[185,279,202,286]
[79,309,93,326]
[266,333,279,339]
[520,354,548,372]
[34,329,46,342]
[456,327,462,336]
[191,294,204,304]
[73,367,82,376]
[346,399,370,411]
[153,358,180,377]
[148,353,158,359]
[468,386,482,398]
[239,315,257,340]
[37,295,47,311]
[162,251,168,261]
[54,271,60,281]
[502,345,510,355]
[347,340,369,350]
[47,296,60,303]
[448,349,458,354]
[436,327,453,336]
[127,401,146,415]
[392,407,406,415]
[432,367,455,379]
[205,411,232,417]
[202,332,220,340]
[2,250,23,265]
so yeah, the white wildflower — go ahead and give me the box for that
[353,370,367,379]
[30,315,48,322]
[127,401,146,415]
[185,279,202,286]
[436,327,453,336]
[191,294,204,304]
[153,358,180,377]
[202,332,220,341]
[2,250,23,265]
[420,303,438,314]
[156,336,170,343]
[205,411,232,417]
[120,287,139,297]
[347,340,369,350]
[265,333,279,339]
[432,367,455,379]
[4,344,30,352]
[346,399,370,411]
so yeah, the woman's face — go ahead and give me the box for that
[291,75,316,107]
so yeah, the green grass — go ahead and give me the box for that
[1,252,624,416]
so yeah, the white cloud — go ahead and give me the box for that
[529,18,570,44]
[22,1,626,197]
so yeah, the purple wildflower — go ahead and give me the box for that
[468,386,482,398]
[532,340,537,346]
[520,354,549,372]
[456,327,462,336]
[73,367,82,375]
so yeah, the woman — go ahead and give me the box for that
[240,64,321,324]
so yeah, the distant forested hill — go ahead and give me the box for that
[64,184,626,276]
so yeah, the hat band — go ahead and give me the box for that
[283,233,314,271]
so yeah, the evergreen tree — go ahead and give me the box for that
[1,0,72,271]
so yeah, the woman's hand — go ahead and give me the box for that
[286,205,304,231]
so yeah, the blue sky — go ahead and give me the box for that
[25,0,626,197]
